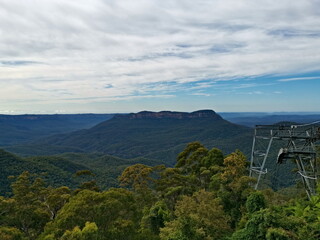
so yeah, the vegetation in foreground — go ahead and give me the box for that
[0,142,319,240]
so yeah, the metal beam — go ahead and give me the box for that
[249,123,320,199]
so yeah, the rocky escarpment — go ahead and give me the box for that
[114,110,223,120]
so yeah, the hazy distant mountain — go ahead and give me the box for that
[15,110,252,164]
[220,113,320,127]
[0,114,114,146]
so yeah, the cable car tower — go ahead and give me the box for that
[249,122,320,199]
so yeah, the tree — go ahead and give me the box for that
[246,191,266,214]
[3,172,50,239]
[118,164,164,206]
[118,164,155,192]
[156,167,197,209]
[176,142,208,175]
[160,190,231,240]
[74,170,99,193]
[157,143,226,209]
[60,222,98,240]
[199,148,224,189]
[41,189,141,240]
[213,150,255,227]
[285,186,320,240]
[141,200,171,235]
[0,227,26,240]
[40,186,71,220]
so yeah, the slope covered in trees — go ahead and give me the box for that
[0,143,318,240]
[9,110,252,164]
[0,114,113,146]
[0,149,90,196]
[0,149,164,195]
[2,111,304,192]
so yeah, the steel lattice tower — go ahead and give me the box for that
[249,122,320,199]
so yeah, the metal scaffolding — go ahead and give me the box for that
[249,122,320,199]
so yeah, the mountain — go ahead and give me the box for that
[220,113,320,127]
[10,110,253,164]
[0,114,114,146]
[1,111,306,194]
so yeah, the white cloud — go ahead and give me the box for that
[237,91,264,95]
[278,76,320,82]
[0,0,319,112]
[190,92,212,97]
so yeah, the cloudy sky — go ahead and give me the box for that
[0,0,320,114]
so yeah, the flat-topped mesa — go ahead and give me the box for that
[114,110,223,120]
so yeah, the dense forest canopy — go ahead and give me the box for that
[0,142,319,240]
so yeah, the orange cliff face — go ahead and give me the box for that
[113,110,223,120]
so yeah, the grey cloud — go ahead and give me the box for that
[268,29,320,38]
[126,52,193,62]
[209,43,246,54]
[0,60,42,66]
[193,22,252,32]
[176,44,193,48]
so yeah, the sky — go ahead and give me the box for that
[0,0,320,114]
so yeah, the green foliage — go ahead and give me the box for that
[60,222,98,240]
[0,227,26,240]
[141,201,171,235]
[41,189,141,240]
[0,172,50,239]
[119,164,155,191]
[0,148,165,196]
[74,170,99,192]
[176,142,208,171]
[74,170,95,177]
[266,228,292,240]
[214,150,256,227]
[202,147,225,167]
[284,187,320,240]
[0,150,88,196]
[246,191,266,214]
[118,164,164,206]
[230,208,301,240]
[40,186,71,220]
[160,190,231,240]
[0,142,318,240]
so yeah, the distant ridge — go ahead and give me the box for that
[114,110,223,120]
[0,113,114,146]
[7,109,252,164]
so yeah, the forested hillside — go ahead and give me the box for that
[8,110,253,165]
[0,114,113,146]
[0,149,89,195]
[0,149,166,196]
[2,111,303,191]
[0,143,318,240]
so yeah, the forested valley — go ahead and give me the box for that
[0,142,319,240]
